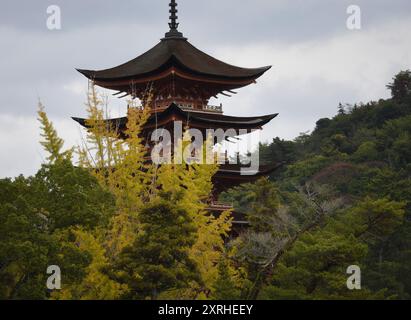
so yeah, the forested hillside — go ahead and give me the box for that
[221,70,411,299]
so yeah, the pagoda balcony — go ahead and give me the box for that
[206,201,249,227]
[178,103,223,114]
[207,201,234,211]
[203,104,223,113]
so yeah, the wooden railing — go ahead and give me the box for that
[208,201,233,209]
[203,104,223,113]
[178,103,223,114]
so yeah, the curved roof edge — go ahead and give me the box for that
[72,104,278,132]
[76,38,272,82]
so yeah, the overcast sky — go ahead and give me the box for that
[0,0,410,178]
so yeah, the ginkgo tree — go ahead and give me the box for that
[56,83,233,299]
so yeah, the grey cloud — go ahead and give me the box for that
[1,0,410,44]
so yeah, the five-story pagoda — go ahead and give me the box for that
[73,0,280,227]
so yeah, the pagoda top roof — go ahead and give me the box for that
[77,37,271,82]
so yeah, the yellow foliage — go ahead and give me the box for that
[74,83,232,299]
[37,101,72,163]
[52,228,128,300]
[78,84,152,257]
[156,137,233,298]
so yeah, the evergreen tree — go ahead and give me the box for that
[211,258,241,300]
[387,70,411,101]
[0,175,94,299]
[111,197,200,300]
[261,198,405,300]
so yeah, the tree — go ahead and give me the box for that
[32,160,115,232]
[75,85,232,299]
[223,180,345,299]
[52,228,128,300]
[36,103,115,231]
[387,70,411,101]
[110,197,200,300]
[338,103,346,115]
[211,258,241,300]
[261,197,405,300]
[78,86,153,258]
[352,141,379,162]
[0,177,91,299]
[37,102,72,163]
[154,136,232,299]
[0,103,122,299]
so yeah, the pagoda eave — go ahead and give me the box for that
[72,104,278,137]
[77,66,263,98]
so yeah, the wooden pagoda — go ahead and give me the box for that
[73,0,280,229]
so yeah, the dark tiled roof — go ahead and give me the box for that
[77,38,271,81]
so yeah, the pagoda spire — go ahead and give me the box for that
[164,0,185,39]
[169,0,179,31]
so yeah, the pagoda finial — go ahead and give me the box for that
[169,0,179,31]
[164,0,185,39]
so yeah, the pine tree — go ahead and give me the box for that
[211,258,241,300]
[261,197,405,299]
[155,136,232,298]
[387,70,411,101]
[111,197,200,300]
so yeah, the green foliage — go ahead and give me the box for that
[211,258,241,300]
[33,160,115,231]
[0,105,115,299]
[284,155,332,184]
[339,198,405,241]
[262,232,370,300]
[352,141,379,162]
[3,71,411,301]
[227,70,411,300]
[223,178,281,234]
[387,70,411,102]
[0,177,92,299]
[364,219,411,299]
[261,198,404,300]
[110,197,200,300]
[377,115,411,167]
